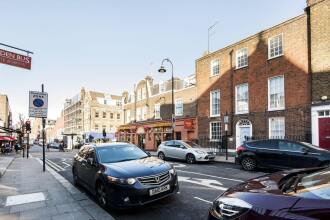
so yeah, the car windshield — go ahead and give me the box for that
[286,167,330,199]
[182,141,200,148]
[97,144,148,163]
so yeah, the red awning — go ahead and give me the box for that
[0,136,16,141]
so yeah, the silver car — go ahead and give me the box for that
[157,140,216,164]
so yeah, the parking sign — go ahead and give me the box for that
[29,91,48,118]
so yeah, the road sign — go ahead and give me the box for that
[0,48,32,70]
[29,91,48,118]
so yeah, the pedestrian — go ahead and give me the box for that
[47,143,50,151]
[14,143,20,153]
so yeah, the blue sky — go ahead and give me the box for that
[0,0,306,123]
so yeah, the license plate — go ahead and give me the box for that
[149,184,170,196]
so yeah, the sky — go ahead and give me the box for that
[0,0,307,124]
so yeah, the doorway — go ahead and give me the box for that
[236,119,252,148]
[319,117,330,150]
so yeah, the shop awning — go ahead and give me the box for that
[0,136,16,141]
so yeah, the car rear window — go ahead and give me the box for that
[247,140,278,150]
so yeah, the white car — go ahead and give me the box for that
[157,140,216,164]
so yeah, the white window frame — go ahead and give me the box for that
[142,106,148,120]
[235,83,249,114]
[268,75,285,111]
[210,90,220,117]
[269,117,285,139]
[142,87,147,100]
[175,99,183,116]
[154,103,161,119]
[209,121,221,141]
[268,33,283,59]
[126,110,131,123]
[236,47,248,69]
[210,59,220,77]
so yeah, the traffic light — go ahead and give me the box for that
[25,120,31,133]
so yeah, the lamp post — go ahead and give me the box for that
[224,112,229,160]
[158,58,175,140]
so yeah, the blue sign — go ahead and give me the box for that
[33,99,44,108]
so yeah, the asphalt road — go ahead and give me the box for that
[30,145,268,220]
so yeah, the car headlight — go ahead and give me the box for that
[107,176,136,185]
[195,150,206,154]
[169,168,176,175]
[212,197,252,219]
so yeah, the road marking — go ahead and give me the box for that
[178,176,227,191]
[194,197,213,204]
[45,158,65,172]
[168,162,186,168]
[177,170,244,183]
[62,161,71,168]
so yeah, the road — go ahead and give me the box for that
[30,145,268,220]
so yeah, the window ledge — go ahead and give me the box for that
[268,54,284,61]
[235,65,248,70]
[210,114,221,118]
[235,111,249,115]
[268,107,285,112]
[209,74,219,78]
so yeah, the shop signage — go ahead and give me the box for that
[0,48,32,70]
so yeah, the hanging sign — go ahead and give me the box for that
[0,48,32,70]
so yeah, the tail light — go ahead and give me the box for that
[236,145,246,154]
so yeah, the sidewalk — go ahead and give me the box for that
[0,156,114,220]
[0,155,15,178]
[147,151,236,163]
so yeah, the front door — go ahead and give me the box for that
[237,127,251,147]
[319,118,330,150]
[138,134,146,149]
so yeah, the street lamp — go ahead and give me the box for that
[158,58,175,140]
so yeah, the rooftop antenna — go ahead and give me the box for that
[208,21,219,54]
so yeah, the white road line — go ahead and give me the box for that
[176,170,244,183]
[45,159,65,171]
[194,197,213,204]
[62,161,71,168]
[178,176,227,191]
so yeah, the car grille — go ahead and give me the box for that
[137,171,171,186]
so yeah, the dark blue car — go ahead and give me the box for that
[72,143,179,209]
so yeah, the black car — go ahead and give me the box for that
[72,142,179,209]
[236,139,330,171]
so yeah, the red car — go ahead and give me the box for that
[209,166,330,220]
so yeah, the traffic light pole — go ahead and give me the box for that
[42,84,46,172]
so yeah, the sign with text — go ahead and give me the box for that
[0,48,32,70]
[29,91,48,118]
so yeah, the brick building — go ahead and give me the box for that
[196,0,329,149]
[117,75,197,150]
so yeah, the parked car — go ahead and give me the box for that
[157,140,216,164]
[236,139,330,171]
[72,142,179,209]
[209,166,330,220]
[49,142,60,149]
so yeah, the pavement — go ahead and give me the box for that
[0,156,15,178]
[29,145,267,220]
[0,146,114,220]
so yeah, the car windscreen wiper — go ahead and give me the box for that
[291,174,304,193]
[281,174,305,193]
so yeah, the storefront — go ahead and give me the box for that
[117,117,197,151]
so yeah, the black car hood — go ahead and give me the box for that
[223,168,323,210]
[102,156,171,178]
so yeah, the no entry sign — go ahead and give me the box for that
[29,91,48,118]
[0,48,32,70]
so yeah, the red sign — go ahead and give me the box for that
[184,119,194,129]
[0,48,32,70]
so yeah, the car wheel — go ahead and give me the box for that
[72,168,79,186]
[96,183,108,209]
[186,153,196,164]
[158,152,166,160]
[241,157,257,171]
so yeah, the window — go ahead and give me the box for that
[236,48,248,69]
[95,111,99,118]
[268,34,283,59]
[137,107,142,121]
[95,124,99,131]
[142,106,148,120]
[110,113,114,119]
[175,99,183,116]
[235,84,249,114]
[210,122,221,141]
[117,114,120,119]
[211,59,220,76]
[269,117,285,139]
[116,100,122,106]
[318,110,330,117]
[268,76,285,110]
[137,89,142,101]
[155,103,161,119]
[103,112,106,118]
[126,110,131,123]
[210,90,220,117]
[279,141,304,152]
[142,87,147,99]
[159,81,165,93]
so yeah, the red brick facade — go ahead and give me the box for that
[196,13,312,149]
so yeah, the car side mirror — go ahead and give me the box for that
[302,148,309,155]
[87,158,95,166]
